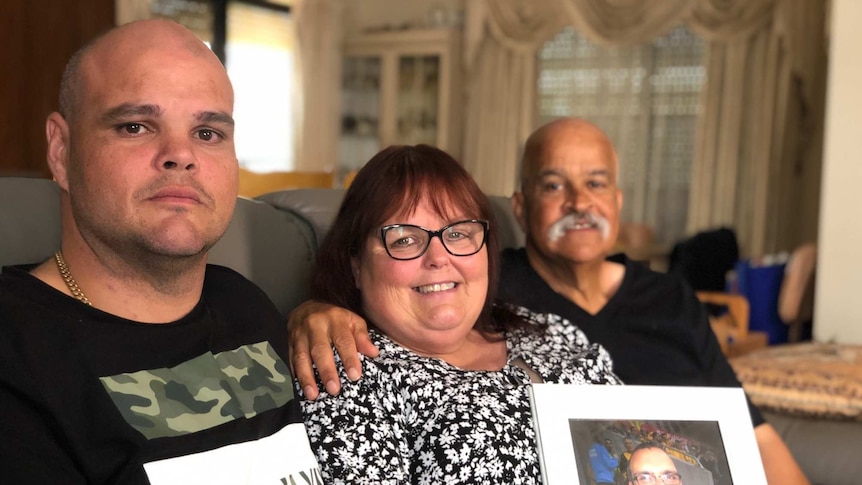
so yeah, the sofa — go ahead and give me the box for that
[1,176,859,485]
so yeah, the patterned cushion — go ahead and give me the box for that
[729,343,862,421]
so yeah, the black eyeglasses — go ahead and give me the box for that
[380,219,489,261]
[631,472,681,485]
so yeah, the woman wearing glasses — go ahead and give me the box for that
[300,144,620,484]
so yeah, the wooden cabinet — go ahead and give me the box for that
[338,28,463,180]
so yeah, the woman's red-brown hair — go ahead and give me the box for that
[311,144,505,334]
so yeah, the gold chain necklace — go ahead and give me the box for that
[54,251,92,306]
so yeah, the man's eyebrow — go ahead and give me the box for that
[197,111,235,127]
[587,168,610,177]
[100,103,160,124]
[536,168,564,178]
[535,168,610,177]
[98,105,234,128]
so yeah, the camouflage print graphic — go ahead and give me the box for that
[100,341,294,440]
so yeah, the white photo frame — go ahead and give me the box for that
[529,384,766,485]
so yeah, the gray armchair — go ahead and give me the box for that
[258,187,525,250]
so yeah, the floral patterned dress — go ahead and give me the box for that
[300,307,622,484]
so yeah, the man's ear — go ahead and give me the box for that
[511,191,528,233]
[46,112,71,191]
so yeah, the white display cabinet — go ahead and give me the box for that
[338,28,463,180]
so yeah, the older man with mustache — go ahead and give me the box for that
[501,118,808,484]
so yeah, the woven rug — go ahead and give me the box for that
[729,342,862,421]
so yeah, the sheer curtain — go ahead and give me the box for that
[538,26,705,246]
[462,0,827,256]
[292,0,345,173]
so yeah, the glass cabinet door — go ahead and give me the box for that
[395,55,439,146]
[339,56,382,179]
[338,29,461,183]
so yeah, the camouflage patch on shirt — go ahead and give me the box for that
[100,341,294,439]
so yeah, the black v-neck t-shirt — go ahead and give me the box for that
[499,248,764,427]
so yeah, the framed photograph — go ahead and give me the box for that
[529,384,766,485]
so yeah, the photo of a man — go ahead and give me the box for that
[568,419,733,485]
[588,432,619,484]
[627,443,682,485]
[616,438,636,485]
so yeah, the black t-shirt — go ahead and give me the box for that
[0,264,317,484]
[499,248,764,427]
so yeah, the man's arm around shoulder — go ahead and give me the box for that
[287,300,378,400]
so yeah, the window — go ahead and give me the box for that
[224,1,294,173]
[538,26,705,246]
[125,0,295,173]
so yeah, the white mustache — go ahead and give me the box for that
[547,212,611,242]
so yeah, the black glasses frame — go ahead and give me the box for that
[631,471,682,485]
[379,219,489,261]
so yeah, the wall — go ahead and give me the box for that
[814,0,862,344]
[0,0,115,178]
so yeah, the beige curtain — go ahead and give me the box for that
[462,0,564,196]
[464,0,826,256]
[687,0,827,256]
[115,0,153,25]
[293,0,345,172]
[560,0,697,44]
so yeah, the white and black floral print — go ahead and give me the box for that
[300,306,621,484]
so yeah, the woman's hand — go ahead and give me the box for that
[287,300,379,400]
